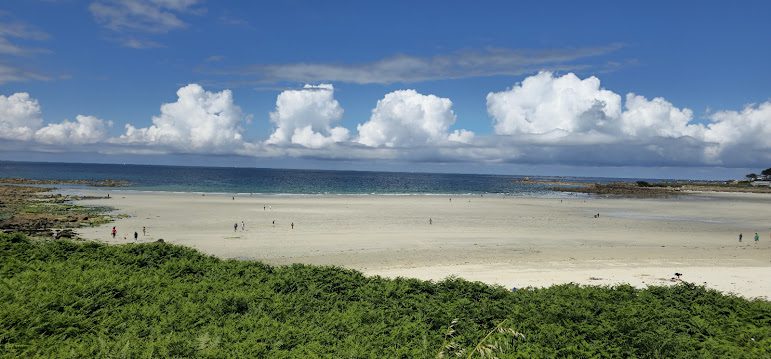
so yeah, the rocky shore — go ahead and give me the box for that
[0,184,115,238]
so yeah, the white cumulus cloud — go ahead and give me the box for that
[705,102,771,148]
[356,89,473,147]
[118,84,247,153]
[702,102,771,164]
[1,92,112,146]
[620,93,703,139]
[266,84,349,149]
[487,72,711,142]
[0,92,43,141]
[487,72,621,136]
[34,115,112,145]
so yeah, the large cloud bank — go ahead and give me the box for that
[485,71,769,166]
[2,72,770,168]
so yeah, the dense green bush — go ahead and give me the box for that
[1,233,769,358]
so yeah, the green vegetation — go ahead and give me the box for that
[2,233,769,358]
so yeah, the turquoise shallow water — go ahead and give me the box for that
[0,161,638,195]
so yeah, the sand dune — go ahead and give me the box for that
[75,191,771,299]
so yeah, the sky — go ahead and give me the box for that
[1,0,770,179]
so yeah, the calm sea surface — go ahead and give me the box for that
[1,161,638,195]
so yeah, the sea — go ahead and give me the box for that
[0,161,641,196]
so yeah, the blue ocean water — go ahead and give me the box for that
[1,161,627,195]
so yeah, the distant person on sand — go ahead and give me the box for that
[241,221,245,231]
[739,233,743,242]
[755,232,760,242]
[111,226,116,238]
[291,222,294,229]
[232,196,235,200]
[272,220,275,226]
[142,226,146,236]
[429,218,432,225]
[134,231,138,241]
[233,222,238,232]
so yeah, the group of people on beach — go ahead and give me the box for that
[233,220,291,231]
[111,226,145,241]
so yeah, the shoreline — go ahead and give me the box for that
[73,189,771,299]
[57,187,579,198]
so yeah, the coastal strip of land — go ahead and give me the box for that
[516,178,771,197]
[74,190,771,299]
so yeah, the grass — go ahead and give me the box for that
[1,233,769,358]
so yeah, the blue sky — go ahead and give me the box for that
[1,0,770,179]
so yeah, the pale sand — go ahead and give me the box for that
[74,190,771,299]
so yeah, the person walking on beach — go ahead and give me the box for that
[111,226,117,239]
[755,232,760,242]
[133,231,138,241]
[739,233,743,242]
[291,222,294,229]
[234,222,238,232]
[429,218,432,225]
[272,220,275,226]
[142,226,146,236]
[241,221,245,231]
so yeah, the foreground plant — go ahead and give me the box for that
[437,319,525,358]
[1,233,769,357]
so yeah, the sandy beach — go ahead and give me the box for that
[75,191,771,299]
